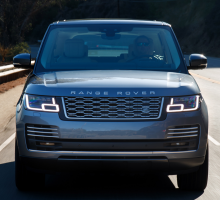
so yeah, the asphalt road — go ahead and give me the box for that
[0,56,220,199]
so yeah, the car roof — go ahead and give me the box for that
[51,19,171,26]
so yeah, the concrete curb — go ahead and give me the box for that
[0,68,32,84]
[0,61,34,84]
[0,64,15,72]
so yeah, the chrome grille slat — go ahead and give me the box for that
[168,130,198,134]
[27,126,58,131]
[27,130,58,134]
[167,134,198,138]
[27,134,59,138]
[168,127,198,131]
[63,97,163,119]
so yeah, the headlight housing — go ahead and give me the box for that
[166,95,200,112]
[25,94,59,112]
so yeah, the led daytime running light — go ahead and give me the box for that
[166,95,200,113]
[167,104,184,112]
[26,95,59,112]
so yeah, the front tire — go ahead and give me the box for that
[177,144,209,191]
[15,138,45,190]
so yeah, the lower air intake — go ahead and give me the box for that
[26,124,61,151]
[165,125,200,151]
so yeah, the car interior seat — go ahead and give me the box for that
[57,39,90,63]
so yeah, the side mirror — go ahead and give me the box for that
[188,54,207,70]
[13,53,34,69]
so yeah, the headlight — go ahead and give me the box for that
[166,95,200,112]
[25,94,59,112]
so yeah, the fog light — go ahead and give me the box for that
[40,142,55,146]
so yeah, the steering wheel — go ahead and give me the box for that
[126,54,156,62]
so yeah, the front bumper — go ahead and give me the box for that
[20,155,205,175]
[16,99,208,173]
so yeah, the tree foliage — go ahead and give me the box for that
[0,45,11,62]
[0,0,55,48]
[10,42,30,57]
[0,0,82,62]
[0,0,219,59]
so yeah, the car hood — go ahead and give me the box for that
[25,70,200,97]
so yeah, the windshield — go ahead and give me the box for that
[36,24,186,73]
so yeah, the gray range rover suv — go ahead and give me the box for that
[14,19,208,191]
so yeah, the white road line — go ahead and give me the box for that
[208,135,220,146]
[0,133,15,152]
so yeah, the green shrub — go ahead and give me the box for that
[10,42,30,57]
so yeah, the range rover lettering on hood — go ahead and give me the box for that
[70,91,156,96]
[25,70,200,97]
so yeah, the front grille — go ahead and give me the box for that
[63,97,163,119]
[165,125,200,151]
